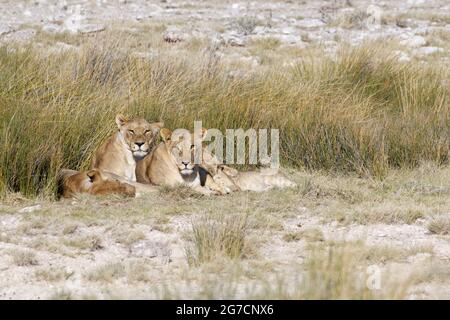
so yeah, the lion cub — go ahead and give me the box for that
[91,114,163,182]
[212,166,297,192]
[58,169,136,198]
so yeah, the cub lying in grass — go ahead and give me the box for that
[58,169,136,198]
[212,165,297,192]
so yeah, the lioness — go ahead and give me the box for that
[136,128,228,195]
[91,114,163,182]
[58,169,136,198]
[212,165,297,192]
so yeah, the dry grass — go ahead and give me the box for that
[86,262,126,283]
[327,9,370,29]
[338,207,426,225]
[61,235,103,251]
[113,229,146,246]
[185,213,248,266]
[386,11,450,26]
[34,266,73,282]
[0,37,448,198]
[283,228,324,242]
[293,242,410,299]
[232,16,260,35]
[49,290,73,300]
[248,242,413,299]
[85,261,151,284]
[0,165,448,299]
[160,241,413,299]
[126,261,151,283]
[249,37,281,51]
[0,31,449,299]
[9,249,38,266]
[62,223,79,235]
[428,216,450,235]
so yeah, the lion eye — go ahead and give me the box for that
[128,130,135,135]
[144,130,151,134]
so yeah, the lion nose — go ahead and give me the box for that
[182,161,189,166]
[135,142,144,147]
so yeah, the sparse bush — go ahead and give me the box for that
[249,37,281,50]
[428,216,450,235]
[86,263,125,282]
[337,9,370,29]
[233,16,259,35]
[10,250,38,266]
[62,223,79,235]
[49,290,73,300]
[158,185,203,200]
[185,214,248,266]
[114,229,146,246]
[126,261,151,283]
[35,267,73,281]
[283,228,324,242]
[62,235,103,251]
[344,208,426,225]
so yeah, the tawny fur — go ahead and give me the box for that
[58,169,136,198]
[136,128,228,195]
[91,114,163,182]
[212,166,297,192]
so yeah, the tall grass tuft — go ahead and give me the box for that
[185,214,248,266]
[0,39,448,198]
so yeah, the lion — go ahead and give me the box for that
[212,165,297,192]
[58,169,136,198]
[135,128,229,195]
[91,114,163,182]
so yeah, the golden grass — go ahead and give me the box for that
[428,216,450,235]
[86,262,126,282]
[9,249,38,266]
[185,213,248,266]
[34,266,73,282]
[61,234,103,251]
[0,38,448,199]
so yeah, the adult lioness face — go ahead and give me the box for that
[116,114,163,160]
[160,128,206,176]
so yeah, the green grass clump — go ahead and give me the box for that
[0,39,448,198]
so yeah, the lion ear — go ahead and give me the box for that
[86,170,102,183]
[115,114,128,128]
[150,122,164,134]
[160,128,172,142]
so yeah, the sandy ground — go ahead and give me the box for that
[1,167,449,299]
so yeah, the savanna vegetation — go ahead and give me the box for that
[0,37,448,198]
